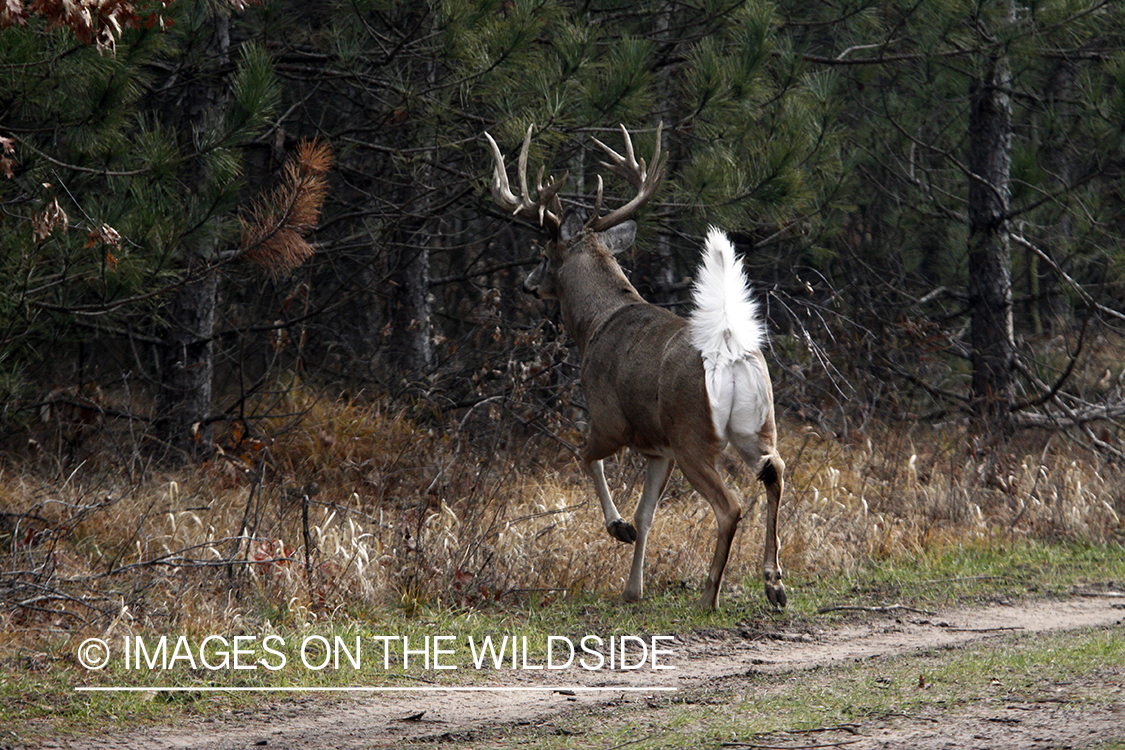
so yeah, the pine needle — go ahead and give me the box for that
[240,139,333,274]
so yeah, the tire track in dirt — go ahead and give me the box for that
[48,596,1125,750]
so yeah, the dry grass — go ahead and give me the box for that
[1,383,1123,644]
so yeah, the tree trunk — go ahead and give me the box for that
[967,49,1016,434]
[1039,57,1077,330]
[155,9,231,458]
[383,16,436,382]
[157,264,219,456]
[386,231,433,377]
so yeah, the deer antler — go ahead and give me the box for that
[484,124,566,234]
[586,122,667,232]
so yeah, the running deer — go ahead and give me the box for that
[484,123,785,609]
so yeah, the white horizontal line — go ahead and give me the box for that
[76,686,676,693]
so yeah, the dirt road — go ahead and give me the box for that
[49,595,1125,749]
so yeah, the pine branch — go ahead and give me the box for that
[239,139,332,274]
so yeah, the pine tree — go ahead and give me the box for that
[149,6,282,457]
[0,9,173,427]
[783,0,1125,437]
[966,1,1016,433]
[0,4,324,461]
[242,0,844,399]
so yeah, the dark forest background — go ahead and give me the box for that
[3,0,1125,468]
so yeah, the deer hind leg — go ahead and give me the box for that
[730,436,787,608]
[623,457,673,602]
[757,454,786,608]
[677,455,742,609]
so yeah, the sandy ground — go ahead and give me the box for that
[36,594,1125,750]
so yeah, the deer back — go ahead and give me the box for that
[545,225,717,457]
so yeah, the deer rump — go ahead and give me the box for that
[689,227,772,451]
[577,225,782,608]
[581,227,770,459]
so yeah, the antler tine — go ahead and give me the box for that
[483,124,563,231]
[484,131,520,212]
[586,122,667,232]
[536,164,568,226]
[590,122,664,189]
[591,175,604,226]
[516,124,533,211]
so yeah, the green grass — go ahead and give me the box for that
[1,538,1122,741]
[781,537,1125,616]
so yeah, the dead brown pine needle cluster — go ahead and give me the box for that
[240,139,332,274]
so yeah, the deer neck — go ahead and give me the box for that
[556,254,645,354]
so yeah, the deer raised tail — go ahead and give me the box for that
[690,227,786,608]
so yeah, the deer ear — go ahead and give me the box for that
[598,221,636,255]
[559,211,585,243]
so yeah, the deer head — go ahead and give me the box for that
[484,123,668,302]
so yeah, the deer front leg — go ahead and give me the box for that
[586,458,636,543]
[759,456,786,609]
[623,457,673,602]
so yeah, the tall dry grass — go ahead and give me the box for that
[1,383,1123,641]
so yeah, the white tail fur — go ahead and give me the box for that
[690,227,769,443]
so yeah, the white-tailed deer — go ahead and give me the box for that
[484,123,785,609]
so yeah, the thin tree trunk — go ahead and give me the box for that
[1040,58,1077,330]
[967,45,1016,434]
[156,9,231,458]
[157,264,219,456]
[636,9,675,306]
[386,231,433,376]
[383,14,436,381]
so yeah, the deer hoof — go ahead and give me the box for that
[607,519,636,544]
[696,587,719,609]
[764,572,787,609]
[766,583,787,609]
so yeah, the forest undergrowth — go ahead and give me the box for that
[1,378,1123,649]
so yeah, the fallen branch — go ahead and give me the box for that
[1012,233,1125,325]
[1072,588,1125,598]
[918,575,1015,585]
[787,725,862,736]
[1010,314,1090,412]
[816,604,936,617]
[722,740,861,750]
